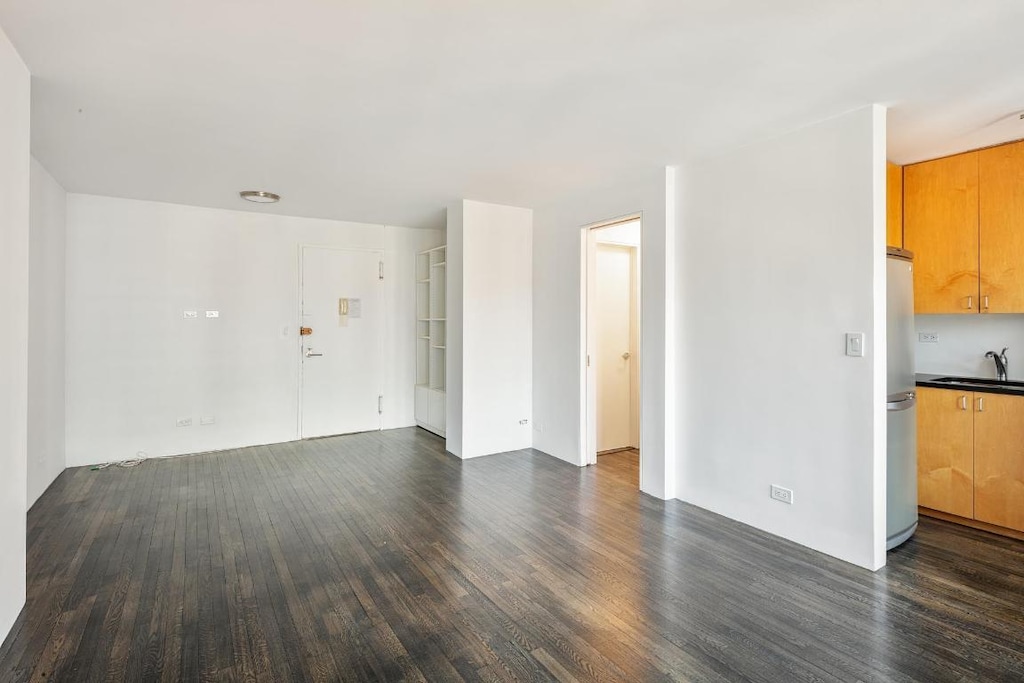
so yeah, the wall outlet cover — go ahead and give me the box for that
[183,310,198,319]
[770,484,794,504]
[176,417,192,427]
[200,416,216,425]
[206,310,220,318]
[918,332,939,343]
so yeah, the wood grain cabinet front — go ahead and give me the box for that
[904,152,979,314]
[919,387,1024,535]
[905,139,1024,314]
[973,392,1024,532]
[917,387,975,518]
[979,140,1024,313]
[887,162,903,248]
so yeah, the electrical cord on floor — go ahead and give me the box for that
[89,450,197,470]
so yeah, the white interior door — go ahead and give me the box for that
[595,244,634,451]
[300,246,384,438]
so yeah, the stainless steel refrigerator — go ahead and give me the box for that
[887,247,918,549]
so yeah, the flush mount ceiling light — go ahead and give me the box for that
[239,190,280,203]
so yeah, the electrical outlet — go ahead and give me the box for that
[176,417,192,427]
[183,310,198,319]
[206,310,219,318]
[770,484,794,505]
[918,332,939,343]
[519,419,529,425]
[200,416,216,425]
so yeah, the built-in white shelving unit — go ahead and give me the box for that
[415,245,446,436]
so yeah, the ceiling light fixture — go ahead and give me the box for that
[239,190,280,203]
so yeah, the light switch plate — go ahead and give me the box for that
[183,310,198,319]
[845,332,865,357]
[205,310,219,318]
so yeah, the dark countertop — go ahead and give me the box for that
[916,373,1024,397]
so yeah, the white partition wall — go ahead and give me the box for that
[674,106,888,570]
[446,200,533,459]
[0,24,30,648]
[28,159,67,507]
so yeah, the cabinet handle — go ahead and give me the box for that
[966,295,973,310]
[983,295,990,310]
[977,396,985,412]
[960,395,968,411]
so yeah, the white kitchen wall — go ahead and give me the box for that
[28,159,67,507]
[446,200,533,458]
[676,106,887,570]
[0,22,30,649]
[532,167,676,499]
[65,194,441,467]
[915,314,1024,378]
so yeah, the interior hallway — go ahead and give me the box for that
[2,428,1023,681]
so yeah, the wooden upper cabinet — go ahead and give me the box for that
[973,392,1024,531]
[904,152,979,314]
[886,162,903,248]
[979,140,1024,313]
[917,387,974,518]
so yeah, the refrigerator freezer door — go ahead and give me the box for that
[887,402,918,548]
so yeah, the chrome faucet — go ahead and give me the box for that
[985,347,1009,381]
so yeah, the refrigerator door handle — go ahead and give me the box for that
[886,391,917,412]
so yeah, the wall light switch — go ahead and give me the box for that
[183,310,198,319]
[206,310,219,318]
[845,332,865,357]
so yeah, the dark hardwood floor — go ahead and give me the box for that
[2,428,1023,681]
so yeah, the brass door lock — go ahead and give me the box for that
[300,327,313,336]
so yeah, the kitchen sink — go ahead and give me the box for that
[930,376,1024,390]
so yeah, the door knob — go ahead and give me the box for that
[622,352,631,360]
[305,348,323,357]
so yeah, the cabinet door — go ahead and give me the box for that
[974,392,1024,531]
[886,162,903,248]
[917,387,974,517]
[979,140,1024,313]
[904,153,979,314]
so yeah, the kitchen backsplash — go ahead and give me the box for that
[915,314,1024,378]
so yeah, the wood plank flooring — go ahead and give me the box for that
[2,427,1024,681]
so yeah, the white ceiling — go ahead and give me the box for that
[2,1,1023,228]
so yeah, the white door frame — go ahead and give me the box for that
[580,213,643,475]
[297,244,386,439]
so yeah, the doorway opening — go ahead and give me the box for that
[581,215,642,487]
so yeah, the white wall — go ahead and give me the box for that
[0,23,30,648]
[28,159,67,507]
[65,195,441,466]
[915,314,1024,378]
[532,168,676,498]
[675,106,887,570]
[447,200,533,459]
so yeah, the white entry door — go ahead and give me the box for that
[595,244,635,451]
[300,246,384,438]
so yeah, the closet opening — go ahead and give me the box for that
[581,215,642,487]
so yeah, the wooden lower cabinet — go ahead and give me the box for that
[919,387,1024,535]
[973,392,1024,532]
[917,387,974,518]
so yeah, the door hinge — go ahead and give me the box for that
[586,354,591,367]
[378,395,383,414]
[379,261,384,280]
